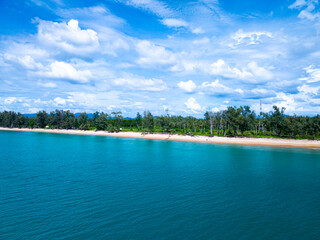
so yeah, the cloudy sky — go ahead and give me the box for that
[1,0,320,116]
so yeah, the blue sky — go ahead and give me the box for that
[1,0,320,116]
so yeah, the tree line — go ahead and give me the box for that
[0,106,319,139]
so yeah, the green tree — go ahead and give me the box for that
[225,106,240,136]
[238,106,255,136]
[78,112,88,130]
[96,112,108,130]
[204,111,214,136]
[143,111,154,132]
[112,111,123,131]
[136,112,142,131]
[28,117,36,129]
[270,106,286,136]
[36,110,48,128]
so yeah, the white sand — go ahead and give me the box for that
[1,127,320,149]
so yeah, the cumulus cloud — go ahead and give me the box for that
[184,97,202,112]
[38,61,93,83]
[201,60,273,81]
[178,80,197,93]
[37,19,99,54]
[206,59,252,79]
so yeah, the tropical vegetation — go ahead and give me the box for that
[1,106,320,139]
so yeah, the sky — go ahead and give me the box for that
[1,0,320,116]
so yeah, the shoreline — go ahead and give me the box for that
[1,127,320,149]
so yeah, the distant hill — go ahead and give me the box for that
[23,113,37,118]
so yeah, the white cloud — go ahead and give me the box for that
[92,26,130,56]
[37,81,57,88]
[117,0,173,18]
[66,91,122,110]
[4,97,18,105]
[30,0,64,7]
[38,61,92,83]
[299,9,320,20]
[161,18,188,28]
[289,0,307,9]
[297,84,320,95]
[57,5,125,27]
[250,88,276,98]
[191,27,205,34]
[211,107,220,112]
[230,29,272,47]
[247,61,273,80]
[4,54,43,70]
[170,60,198,72]
[113,75,167,91]
[161,18,204,34]
[289,0,320,20]
[54,97,73,105]
[178,80,197,93]
[274,92,298,113]
[200,79,243,95]
[206,59,252,79]
[164,56,273,82]
[300,65,320,83]
[136,40,176,65]
[192,37,210,45]
[184,97,201,112]
[37,19,99,54]
[199,60,273,81]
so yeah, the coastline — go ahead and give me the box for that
[1,127,320,149]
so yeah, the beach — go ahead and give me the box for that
[1,127,319,149]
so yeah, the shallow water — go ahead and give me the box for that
[0,131,320,240]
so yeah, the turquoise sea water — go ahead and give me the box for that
[0,131,320,240]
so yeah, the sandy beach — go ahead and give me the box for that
[1,127,320,149]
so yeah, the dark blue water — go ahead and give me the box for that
[0,131,320,240]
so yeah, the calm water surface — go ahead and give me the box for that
[0,131,320,240]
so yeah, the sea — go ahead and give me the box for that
[1,130,320,240]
